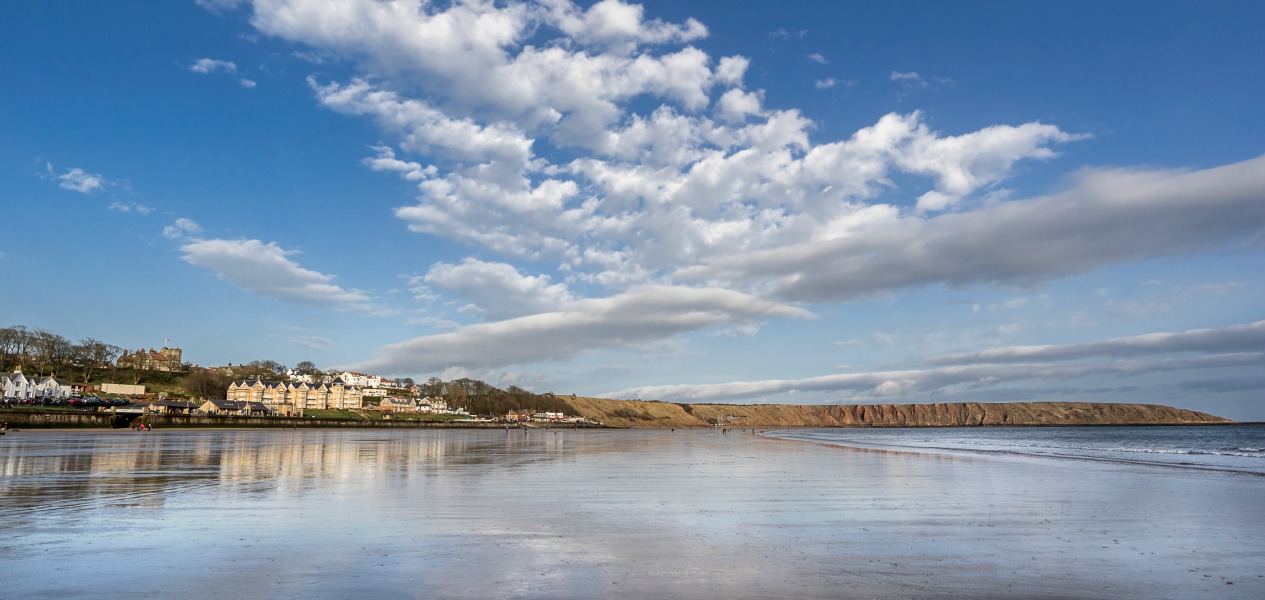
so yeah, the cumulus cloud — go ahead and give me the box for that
[244,1,1090,294]
[891,70,952,94]
[180,238,380,313]
[423,258,575,320]
[350,285,812,374]
[715,55,748,86]
[162,217,203,239]
[224,1,1265,380]
[239,78,257,88]
[54,167,106,193]
[314,78,534,176]
[189,58,238,74]
[714,88,762,123]
[890,70,926,86]
[807,53,828,64]
[545,0,708,54]
[109,201,153,215]
[683,154,1265,303]
[362,145,436,181]
[252,0,716,151]
[769,28,807,39]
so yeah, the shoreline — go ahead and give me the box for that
[3,405,1243,431]
[760,426,1265,478]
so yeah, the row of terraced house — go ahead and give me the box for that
[3,370,74,400]
[225,378,363,416]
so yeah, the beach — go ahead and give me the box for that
[2,428,1262,599]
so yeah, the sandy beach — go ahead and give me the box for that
[2,428,1262,599]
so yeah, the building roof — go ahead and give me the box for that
[153,400,197,408]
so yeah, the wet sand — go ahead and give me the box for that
[1,428,1262,599]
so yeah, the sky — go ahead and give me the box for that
[3,0,1264,420]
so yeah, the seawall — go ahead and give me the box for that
[0,410,508,430]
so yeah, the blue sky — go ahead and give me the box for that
[3,0,1263,420]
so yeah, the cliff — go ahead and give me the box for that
[557,397,1232,428]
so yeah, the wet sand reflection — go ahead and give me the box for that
[2,428,1262,599]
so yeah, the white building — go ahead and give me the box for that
[3,370,73,400]
[337,371,382,389]
[2,371,34,398]
[286,369,319,384]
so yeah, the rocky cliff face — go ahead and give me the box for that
[559,397,1231,428]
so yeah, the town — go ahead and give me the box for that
[0,325,592,425]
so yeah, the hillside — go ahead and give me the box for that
[557,397,1232,428]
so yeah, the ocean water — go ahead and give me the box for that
[765,425,1265,475]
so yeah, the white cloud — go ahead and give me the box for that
[56,167,106,193]
[815,78,857,91]
[890,70,925,85]
[890,70,952,93]
[254,0,718,151]
[109,201,154,215]
[769,28,807,39]
[683,154,1265,303]
[362,145,436,181]
[189,58,238,74]
[930,320,1265,365]
[290,335,335,350]
[227,1,1265,383]
[196,0,245,14]
[606,321,1265,402]
[239,78,257,88]
[545,0,708,54]
[714,88,762,123]
[606,354,1263,403]
[180,238,380,313]
[807,53,828,64]
[162,217,203,239]
[313,78,534,180]
[423,258,575,320]
[248,1,1089,294]
[715,55,748,86]
[350,285,812,374]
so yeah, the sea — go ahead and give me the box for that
[765,425,1265,475]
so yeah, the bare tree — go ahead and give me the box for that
[30,328,72,373]
[0,325,32,369]
[183,367,232,400]
[444,381,469,406]
[10,325,32,365]
[293,360,319,378]
[75,338,121,383]
[239,360,286,380]
[0,326,18,368]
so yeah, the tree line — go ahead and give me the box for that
[434,377,575,417]
[2,324,572,415]
[1,325,124,383]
